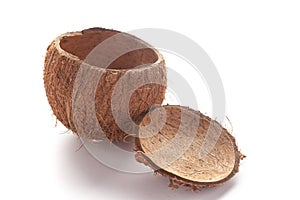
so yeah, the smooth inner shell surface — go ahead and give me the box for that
[138,105,237,183]
[60,29,158,69]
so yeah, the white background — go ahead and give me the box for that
[1,0,300,199]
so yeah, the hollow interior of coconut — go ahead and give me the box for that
[59,29,159,69]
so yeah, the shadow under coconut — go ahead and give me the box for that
[58,135,237,200]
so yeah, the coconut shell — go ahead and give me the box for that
[44,28,167,141]
[135,105,244,190]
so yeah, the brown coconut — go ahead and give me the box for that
[135,105,244,190]
[44,28,167,142]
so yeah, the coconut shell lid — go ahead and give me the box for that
[135,105,244,190]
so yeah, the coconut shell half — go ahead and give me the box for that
[135,105,244,189]
[44,28,166,142]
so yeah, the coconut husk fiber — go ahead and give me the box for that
[135,105,244,190]
[44,28,167,142]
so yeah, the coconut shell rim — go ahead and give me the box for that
[52,27,165,72]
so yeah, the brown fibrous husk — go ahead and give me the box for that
[44,28,167,142]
